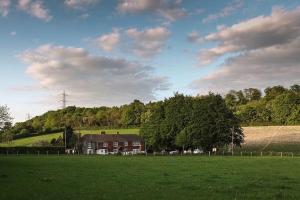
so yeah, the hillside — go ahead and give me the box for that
[0,128,139,147]
[1,127,300,152]
[241,126,300,152]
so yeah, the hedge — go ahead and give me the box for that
[0,147,66,154]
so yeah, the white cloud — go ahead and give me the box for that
[19,44,169,106]
[64,0,99,10]
[0,0,10,17]
[95,30,120,52]
[17,0,52,22]
[117,0,186,22]
[192,7,300,94]
[192,36,300,94]
[93,27,170,58]
[79,13,90,19]
[202,0,243,23]
[187,31,203,43]
[126,26,170,58]
[199,6,300,65]
[10,31,16,36]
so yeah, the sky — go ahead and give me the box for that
[1,0,300,122]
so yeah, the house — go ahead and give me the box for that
[81,133,145,155]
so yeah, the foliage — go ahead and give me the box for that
[141,93,243,152]
[226,84,300,126]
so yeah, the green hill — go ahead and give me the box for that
[0,128,139,147]
[1,126,300,152]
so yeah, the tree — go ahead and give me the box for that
[225,91,238,110]
[190,94,243,151]
[264,85,287,101]
[0,105,12,132]
[63,126,77,148]
[141,94,243,152]
[243,88,262,101]
[271,91,300,125]
[121,100,145,127]
[290,84,300,94]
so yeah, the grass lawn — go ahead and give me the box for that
[0,133,63,147]
[0,156,300,200]
[0,128,139,147]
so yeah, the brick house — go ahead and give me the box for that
[82,133,145,155]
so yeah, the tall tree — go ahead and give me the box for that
[244,88,262,101]
[0,105,12,132]
[264,85,287,101]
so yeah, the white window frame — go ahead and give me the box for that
[132,141,141,146]
[103,142,108,147]
[124,141,128,146]
[113,142,118,148]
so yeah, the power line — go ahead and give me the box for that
[59,91,68,109]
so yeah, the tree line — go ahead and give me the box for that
[225,84,300,126]
[1,84,299,143]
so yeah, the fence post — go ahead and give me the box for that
[58,151,60,156]
[46,151,48,156]
[251,152,252,157]
[292,152,294,158]
[209,151,211,157]
[17,151,19,156]
[261,152,262,157]
[241,152,242,157]
[281,152,282,157]
[222,151,224,156]
[6,150,8,156]
[38,151,39,156]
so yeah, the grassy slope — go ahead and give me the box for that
[1,126,300,152]
[0,133,63,147]
[0,128,139,147]
[241,126,300,152]
[0,156,300,200]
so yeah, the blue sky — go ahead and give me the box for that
[1,0,300,122]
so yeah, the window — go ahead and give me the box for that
[113,142,118,147]
[103,142,108,147]
[132,141,140,146]
[124,141,128,146]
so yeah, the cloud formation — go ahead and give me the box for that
[95,30,120,52]
[187,31,202,43]
[202,0,243,23]
[17,0,52,22]
[94,26,170,58]
[19,44,169,106]
[192,7,300,94]
[0,0,10,17]
[199,6,300,65]
[117,0,186,21]
[126,26,170,58]
[64,0,99,10]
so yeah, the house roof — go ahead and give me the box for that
[81,134,143,142]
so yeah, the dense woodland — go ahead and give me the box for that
[0,84,299,143]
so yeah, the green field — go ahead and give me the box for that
[1,126,300,153]
[0,133,63,147]
[0,128,139,147]
[0,156,300,200]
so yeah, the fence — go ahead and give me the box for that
[0,147,299,157]
[0,147,65,155]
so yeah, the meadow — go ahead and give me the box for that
[0,156,300,200]
[1,126,300,153]
[0,128,139,147]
